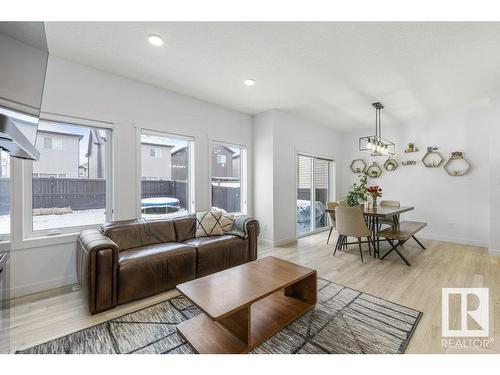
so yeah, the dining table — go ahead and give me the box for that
[325,205,415,258]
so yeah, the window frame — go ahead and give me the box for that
[23,116,114,238]
[137,128,195,218]
[294,150,336,239]
[209,140,248,215]
[150,147,162,158]
[0,150,12,242]
[43,137,52,149]
[0,105,40,243]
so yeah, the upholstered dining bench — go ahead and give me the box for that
[378,221,427,266]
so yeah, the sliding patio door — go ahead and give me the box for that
[296,154,333,236]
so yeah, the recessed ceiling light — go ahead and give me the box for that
[148,34,164,47]
[244,79,256,86]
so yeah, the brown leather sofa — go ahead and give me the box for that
[77,215,259,314]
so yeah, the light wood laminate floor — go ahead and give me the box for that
[1,231,499,354]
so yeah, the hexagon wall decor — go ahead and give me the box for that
[383,158,399,171]
[402,160,417,166]
[366,162,382,178]
[350,159,367,174]
[443,152,471,176]
[422,146,444,168]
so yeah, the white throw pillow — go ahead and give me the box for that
[196,211,223,237]
[219,212,235,232]
[209,208,235,233]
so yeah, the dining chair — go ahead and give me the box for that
[326,201,339,244]
[380,200,400,207]
[334,206,374,262]
[338,199,349,207]
[379,200,401,229]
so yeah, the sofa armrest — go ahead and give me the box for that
[227,216,260,261]
[77,229,119,314]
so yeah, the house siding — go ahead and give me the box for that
[171,148,189,181]
[87,136,106,179]
[141,143,173,180]
[33,131,80,178]
[212,145,236,178]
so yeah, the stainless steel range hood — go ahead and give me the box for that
[0,113,39,160]
[0,22,48,161]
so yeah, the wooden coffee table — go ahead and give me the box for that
[176,256,317,354]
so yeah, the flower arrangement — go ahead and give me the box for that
[367,185,382,206]
[346,175,368,207]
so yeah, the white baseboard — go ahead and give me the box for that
[418,233,488,248]
[9,275,77,299]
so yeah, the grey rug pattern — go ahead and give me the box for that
[18,278,422,354]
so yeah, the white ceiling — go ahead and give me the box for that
[44,22,500,132]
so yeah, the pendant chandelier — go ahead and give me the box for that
[359,102,395,156]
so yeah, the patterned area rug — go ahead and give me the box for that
[18,278,422,354]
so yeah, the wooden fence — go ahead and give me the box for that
[30,177,106,212]
[141,180,187,208]
[212,185,241,213]
[0,178,240,214]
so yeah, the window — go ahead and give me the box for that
[30,121,112,233]
[44,137,52,149]
[296,154,334,236]
[216,154,226,165]
[0,106,39,240]
[140,131,194,218]
[150,147,162,158]
[211,142,247,214]
[43,137,62,150]
[0,151,10,240]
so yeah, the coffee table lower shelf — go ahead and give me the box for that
[177,290,315,354]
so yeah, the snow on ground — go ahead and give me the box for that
[0,208,191,233]
[0,209,106,233]
[32,209,108,231]
[142,209,188,219]
[0,217,9,236]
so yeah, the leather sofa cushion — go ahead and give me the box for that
[183,235,247,278]
[143,219,177,244]
[117,243,196,304]
[102,218,176,251]
[173,215,196,242]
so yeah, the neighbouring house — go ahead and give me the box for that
[232,153,241,179]
[85,129,107,179]
[79,163,88,178]
[171,146,189,181]
[0,151,9,178]
[141,140,174,180]
[212,144,240,179]
[33,129,83,178]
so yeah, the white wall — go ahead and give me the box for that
[339,104,491,248]
[9,55,253,298]
[488,98,500,255]
[253,110,342,245]
[253,111,275,243]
